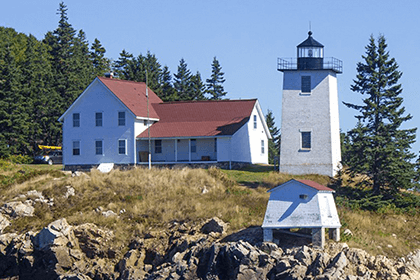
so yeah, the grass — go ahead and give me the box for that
[0,161,419,259]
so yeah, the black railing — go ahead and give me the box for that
[277,57,343,73]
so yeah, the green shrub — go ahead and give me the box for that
[7,155,33,164]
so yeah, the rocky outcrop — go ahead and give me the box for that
[0,218,419,280]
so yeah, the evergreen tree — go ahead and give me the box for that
[343,35,416,194]
[265,110,281,165]
[190,71,206,100]
[0,46,25,157]
[173,58,192,100]
[113,49,134,79]
[158,66,177,101]
[206,57,226,100]
[90,38,109,77]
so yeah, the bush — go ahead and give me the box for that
[7,155,33,164]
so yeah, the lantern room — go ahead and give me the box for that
[297,31,324,70]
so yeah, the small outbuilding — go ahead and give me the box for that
[262,179,341,248]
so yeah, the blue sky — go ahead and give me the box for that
[1,1,420,151]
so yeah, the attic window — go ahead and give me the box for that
[299,194,308,200]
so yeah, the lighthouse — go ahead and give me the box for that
[278,32,342,177]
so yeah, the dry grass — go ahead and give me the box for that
[1,162,419,258]
[338,208,420,258]
[3,166,270,248]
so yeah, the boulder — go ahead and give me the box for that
[200,217,228,235]
[34,218,78,251]
[0,213,11,233]
[1,201,35,218]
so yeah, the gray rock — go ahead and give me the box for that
[0,212,11,233]
[200,217,228,234]
[2,201,35,218]
[34,218,77,250]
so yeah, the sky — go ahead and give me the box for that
[1,1,420,151]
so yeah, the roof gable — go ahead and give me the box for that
[268,179,334,193]
[137,99,258,138]
[98,77,162,119]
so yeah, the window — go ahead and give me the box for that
[96,112,103,127]
[155,140,162,154]
[253,115,257,129]
[95,140,103,155]
[73,113,80,127]
[72,141,80,156]
[143,120,147,126]
[299,194,308,200]
[214,138,217,153]
[118,111,125,126]
[191,139,196,153]
[301,131,311,149]
[261,140,265,154]
[118,139,126,155]
[301,76,311,93]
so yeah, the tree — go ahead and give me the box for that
[158,65,177,101]
[173,58,192,100]
[206,57,226,100]
[189,71,206,100]
[265,110,281,165]
[90,38,109,77]
[343,35,416,194]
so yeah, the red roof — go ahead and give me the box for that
[98,77,162,119]
[137,99,257,138]
[296,180,334,192]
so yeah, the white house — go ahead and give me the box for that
[58,77,271,170]
[278,32,342,177]
[262,179,341,248]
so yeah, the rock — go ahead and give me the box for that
[0,213,11,233]
[73,223,115,259]
[1,201,35,218]
[64,186,75,198]
[102,210,118,218]
[58,274,93,280]
[343,229,353,237]
[200,217,228,234]
[34,218,78,251]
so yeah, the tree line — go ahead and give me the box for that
[0,2,232,158]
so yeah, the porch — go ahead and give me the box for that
[136,138,218,164]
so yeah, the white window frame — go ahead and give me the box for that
[301,75,311,94]
[72,140,80,156]
[118,139,127,155]
[261,139,265,154]
[118,111,126,126]
[253,115,257,129]
[300,129,312,150]
[155,139,162,154]
[95,140,103,155]
[73,113,80,127]
[191,139,197,153]
[95,112,103,127]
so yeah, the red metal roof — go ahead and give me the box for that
[137,99,257,138]
[98,77,162,119]
[296,179,334,192]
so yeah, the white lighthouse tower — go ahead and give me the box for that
[278,32,342,177]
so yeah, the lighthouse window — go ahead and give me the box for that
[301,131,311,150]
[301,76,311,93]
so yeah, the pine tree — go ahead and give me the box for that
[265,110,281,165]
[206,57,226,100]
[190,71,206,100]
[90,38,109,77]
[158,66,177,101]
[174,58,192,100]
[0,46,25,157]
[343,35,416,194]
[113,49,134,79]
